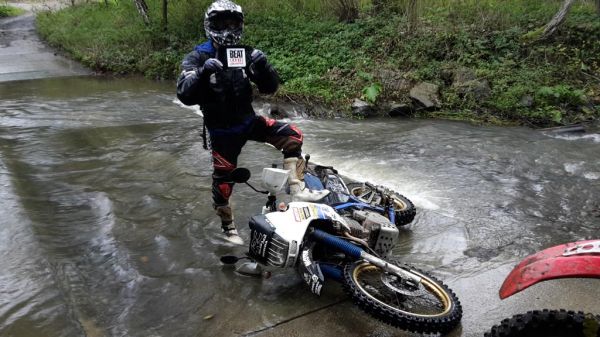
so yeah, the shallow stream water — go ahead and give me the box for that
[1,76,599,337]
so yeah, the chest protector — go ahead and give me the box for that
[209,67,252,101]
[201,45,255,129]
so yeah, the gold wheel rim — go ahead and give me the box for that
[392,196,408,211]
[351,187,365,197]
[353,263,452,318]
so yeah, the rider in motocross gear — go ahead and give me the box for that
[176,0,320,245]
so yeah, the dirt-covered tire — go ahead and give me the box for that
[343,259,462,334]
[484,310,600,337]
[346,182,416,226]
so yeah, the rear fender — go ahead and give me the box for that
[499,240,600,299]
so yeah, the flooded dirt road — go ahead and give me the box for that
[0,3,89,82]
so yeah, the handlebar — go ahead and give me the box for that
[314,165,338,174]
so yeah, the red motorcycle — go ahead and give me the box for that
[485,239,600,337]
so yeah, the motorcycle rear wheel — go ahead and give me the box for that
[346,183,416,226]
[484,310,600,337]
[343,259,462,334]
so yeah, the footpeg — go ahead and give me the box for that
[235,261,263,277]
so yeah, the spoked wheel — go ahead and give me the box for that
[346,182,416,226]
[485,310,600,337]
[343,259,462,334]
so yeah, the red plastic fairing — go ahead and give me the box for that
[499,240,600,299]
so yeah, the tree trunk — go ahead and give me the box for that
[540,0,575,40]
[372,0,385,11]
[407,0,418,32]
[332,0,359,23]
[162,0,168,32]
[596,0,600,16]
[133,0,150,25]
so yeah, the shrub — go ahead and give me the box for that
[536,85,587,107]
[0,5,25,17]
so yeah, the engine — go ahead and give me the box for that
[346,210,399,257]
[247,204,399,267]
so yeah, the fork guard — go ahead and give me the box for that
[298,242,325,296]
[499,239,600,299]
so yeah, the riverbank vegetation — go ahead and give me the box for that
[0,4,25,16]
[36,0,600,126]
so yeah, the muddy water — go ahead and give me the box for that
[1,77,599,337]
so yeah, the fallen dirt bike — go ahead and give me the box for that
[485,240,600,337]
[220,166,462,334]
[302,156,416,227]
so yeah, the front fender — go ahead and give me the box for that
[499,240,600,299]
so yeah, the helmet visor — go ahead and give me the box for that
[209,12,243,32]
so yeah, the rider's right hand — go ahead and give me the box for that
[197,58,224,76]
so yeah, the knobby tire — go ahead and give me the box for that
[484,309,600,337]
[346,182,416,226]
[343,259,462,334]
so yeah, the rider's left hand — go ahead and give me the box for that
[249,49,268,73]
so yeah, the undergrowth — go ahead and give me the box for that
[35,0,600,126]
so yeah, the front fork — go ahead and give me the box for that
[387,204,396,224]
[301,229,422,295]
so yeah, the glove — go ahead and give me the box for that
[249,49,268,72]
[196,58,223,77]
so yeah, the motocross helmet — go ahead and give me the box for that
[204,0,244,46]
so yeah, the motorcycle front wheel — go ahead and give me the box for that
[485,310,600,337]
[343,259,462,334]
[346,183,416,226]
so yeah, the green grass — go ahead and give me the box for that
[35,0,600,126]
[0,4,25,17]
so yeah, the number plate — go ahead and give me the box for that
[226,48,246,68]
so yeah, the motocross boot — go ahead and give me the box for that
[216,204,244,245]
[283,157,329,202]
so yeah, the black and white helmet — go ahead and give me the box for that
[204,0,244,46]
